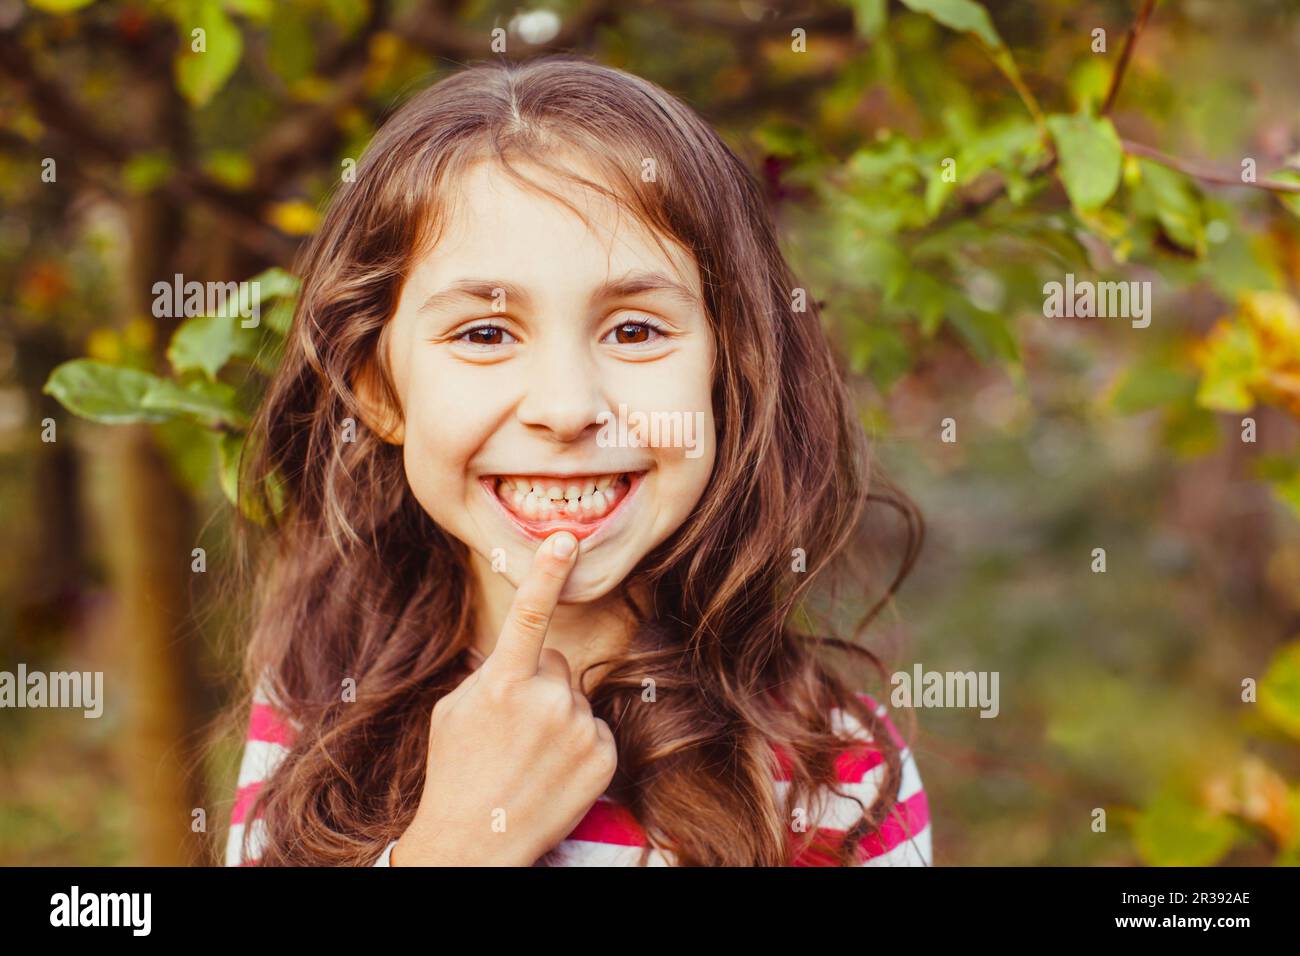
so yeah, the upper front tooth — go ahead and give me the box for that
[565,483,581,501]
[547,484,563,500]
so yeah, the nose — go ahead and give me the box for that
[514,340,608,442]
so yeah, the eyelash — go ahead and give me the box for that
[450,316,671,348]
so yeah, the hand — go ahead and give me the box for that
[391,531,618,866]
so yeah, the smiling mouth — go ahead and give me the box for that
[480,471,644,540]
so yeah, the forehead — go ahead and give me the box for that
[411,158,703,299]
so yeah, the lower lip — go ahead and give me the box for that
[479,472,646,544]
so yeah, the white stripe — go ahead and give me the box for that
[236,739,290,789]
[829,701,897,740]
[772,746,924,831]
[224,817,270,866]
[547,839,674,867]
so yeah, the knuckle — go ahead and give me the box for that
[592,736,618,775]
[538,681,574,718]
[481,676,512,707]
[512,605,551,635]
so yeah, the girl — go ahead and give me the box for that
[223,55,930,867]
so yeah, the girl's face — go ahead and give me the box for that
[377,158,717,602]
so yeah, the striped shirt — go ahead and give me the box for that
[225,686,931,867]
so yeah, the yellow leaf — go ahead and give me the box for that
[124,317,155,351]
[86,329,121,364]
[267,200,320,236]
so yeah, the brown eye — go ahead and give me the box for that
[613,323,650,344]
[603,319,666,347]
[454,324,515,347]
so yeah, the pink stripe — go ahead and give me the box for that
[770,693,895,783]
[771,742,797,780]
[773,741,886,783]
[566,799,646,847]
[247,703,295,746]
[791,789,930,866]
[230,781,262,826]
[857,789,929,859]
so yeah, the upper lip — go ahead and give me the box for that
[480,469,648,479]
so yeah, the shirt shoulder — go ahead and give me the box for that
[224,678,297,866]
[775,692,932,866]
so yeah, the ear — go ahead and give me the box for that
[352,357,405,445]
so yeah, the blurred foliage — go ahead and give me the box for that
[3,0,1300,864]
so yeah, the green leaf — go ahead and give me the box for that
[1131,160,1206,255]
[321,0,369,34]
[1132,791,1238,867]
[1109,361,1197,414]
[1162,401,1220,458]
[153,419,222,495]
[1266,471,1300,519]
[849,322,912,391]
[174,0,243,107]
[754,121,816,161]
[28,0,97,11]
[224,0,272,20]
[263,299,295,337]
[850,0,888,38]
[1271,169,1300,220]
[168,313,261,379]
[1259,641,1300,740]
[43,360,171,425]
[1046,112,1123,212]
[202,150,255,190]
[1196,323,1259,413]
[140,378,248,428]
[268,5,314,85]
[898,0,1002,49]
[122,152,174,193]
[219,430,288,524]
[248,267,300,303]
[946,301,1020,365]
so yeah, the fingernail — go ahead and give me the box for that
[550,533,576,558]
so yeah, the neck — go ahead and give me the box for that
[467,549,636,689]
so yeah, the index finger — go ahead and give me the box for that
[483,532,579,681]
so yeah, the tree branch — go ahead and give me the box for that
[1101,0,1159,117]
[1122,139,1300,194]
[0,25,297,266]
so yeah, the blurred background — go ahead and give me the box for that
[2,0,1299,866]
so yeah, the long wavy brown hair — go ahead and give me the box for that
[223,55,924,866]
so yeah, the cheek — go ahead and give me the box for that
[649,410,716,530]
[398,378,487,508]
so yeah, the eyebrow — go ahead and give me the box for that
[417,270,703,316]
